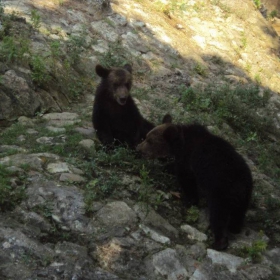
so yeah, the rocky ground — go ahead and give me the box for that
[1,0,280,279]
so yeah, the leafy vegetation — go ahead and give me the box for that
[30,10,41,29]
[185,206,200,224]
[235,237,267,263]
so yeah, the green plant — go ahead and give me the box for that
[254,73,261,85]
[238,238,267,263]
[31,10,41,29]
[185,206,200,224]
[30,55,50,85]
[193,63,207,76]
[0,36,17,62]
[269,10,277,19]
[138,165,154,203]
[98,43,129,68]
[84,179,98,212]
[66,33,87,65]
[0,123,27,145]
[253,0,262,9]
[50,40,62,59]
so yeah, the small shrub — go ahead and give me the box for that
[98,43,129,68]
[30,55,50,86]
[31,10,41,29]
[66,33,87,65]
[0,36,17,62]
[269,10,277,19]
[193,63,207,76]
[253,0,262,9]
[185,206,200,224]
[238,238,267,263]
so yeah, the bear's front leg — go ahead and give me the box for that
[96,125,115,148]
[177,167,199,207]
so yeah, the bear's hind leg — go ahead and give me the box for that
[228,206,247,234]
[209,197,230,250]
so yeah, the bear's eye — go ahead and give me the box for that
[125,82,130,88]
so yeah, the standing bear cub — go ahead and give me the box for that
[92,64,154,148]
[137,114,253,250]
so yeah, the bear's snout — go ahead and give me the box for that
[119,96,127,105]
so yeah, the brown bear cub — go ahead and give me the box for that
[137,114,253,250]
[92,64,154,149]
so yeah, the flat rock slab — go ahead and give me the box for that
[207,249,244,273]
[152,248,189,279]
[134,203,178,239]
[79,139,95,151]
[140,224,170,245]
[0,153,60,170]
[75,126,95,137]
[26,177,91,233]
[181,224,207,242]
[96,201,137,229]
[42,112,81,127]
[59,173,86,183]
[47,162,70,173]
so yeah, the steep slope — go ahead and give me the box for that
[0,0,280,279]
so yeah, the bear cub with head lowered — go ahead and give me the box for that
[92,64,154,149]
[137,114,253,250]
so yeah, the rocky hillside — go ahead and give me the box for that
[1,0,280,279]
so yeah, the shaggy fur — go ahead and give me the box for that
[137,114,253,250]
[92,64,154,148]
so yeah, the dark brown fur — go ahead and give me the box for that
[137,114,253,250]
[92,64,154,148]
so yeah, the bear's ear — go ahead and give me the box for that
[163,124,179,143]
[162,114,172,124]
[123,64,132,73]
[96,64,110,78]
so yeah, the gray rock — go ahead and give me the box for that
[151,248,189,279]
[47,162,70,173]
[0,153,60,170]
[140,224,171,244]
[122,32,150,54]
[207,249,244,273]
[264,248,280,265]
[91,21,119,42]
[0,145,27,154]
[36,136,55,145]
[181,224,208,242]
[25,177,91,233]
[75,126,95,137]
[79,139,95,151]
[96,201,137,229]
[134,203,178,239]
[46,126,66,133]
[240,265,273,280]
[59,173,86,183]
[42,112,81,127]
[0,70,62,121]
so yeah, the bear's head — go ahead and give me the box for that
[137,114,179,158]
[95,64,133,106]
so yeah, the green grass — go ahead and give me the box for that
[30,10,41,29]
[235,238,267,263]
